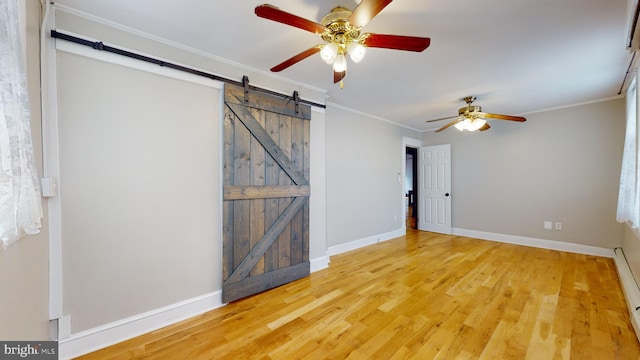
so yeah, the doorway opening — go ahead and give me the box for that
[405,146,418,229]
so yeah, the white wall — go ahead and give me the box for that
[326,104,421,248]
[309,108,328,267]
[0,0,50,340]
[423,98,625,248]
[56,47,223,332]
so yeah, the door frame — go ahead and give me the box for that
[402,137,423,233]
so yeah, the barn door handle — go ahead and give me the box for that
[445,193,450,197]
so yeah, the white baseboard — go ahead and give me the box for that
[310,255,330,272]
[614,247,640,343]
[58,291,225,359]
[453,228,614,258]
[328,227,405,256]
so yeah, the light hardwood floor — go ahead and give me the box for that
[77,227,640,359]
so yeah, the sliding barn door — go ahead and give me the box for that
[222,84,311,303]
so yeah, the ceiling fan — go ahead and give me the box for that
[255,0,431,88]
[427,96,527,133]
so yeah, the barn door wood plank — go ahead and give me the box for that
[290,115,304,265]
[264,111,281,273]
[225,102,307,186]
[223,185,310,200]
[222,112,235,281]
[224,196,307,285]
[225,85,311,120]
[233,111,252,271]
[250,107,266,276]
[277,115,293,269]
[222,262,309,303]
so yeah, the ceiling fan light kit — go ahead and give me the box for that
[427,96,526,133]
[332,53,348,72]
[255,0,430,88]
[347,41,366,63]
[319,6,367,72]
[454,118,487,132]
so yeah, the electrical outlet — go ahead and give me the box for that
[544,221,552,230]
[555,222,562,231]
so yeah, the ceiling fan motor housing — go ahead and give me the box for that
[321,6,352,26]
[459,105,482,116]
[321,7,361,46]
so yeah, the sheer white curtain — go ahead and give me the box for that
[618,74,640,228]
[0,0,42,249]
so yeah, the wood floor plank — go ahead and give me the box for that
[75,227,640,359]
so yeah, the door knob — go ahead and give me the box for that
[445,193,450,197]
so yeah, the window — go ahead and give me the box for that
[618,74,640,228]
[0,0,42,249]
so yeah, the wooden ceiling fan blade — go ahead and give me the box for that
[435,118,463,133]
[426,115,458,123]
[484,113,527,122]
[255,4,326,34]
[349,0,393,28]
[479,123,491,131]
[270,46,321,72]
[362,34,431,52]
[334,70,346,83]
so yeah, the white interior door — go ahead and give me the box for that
[418,144,452,234]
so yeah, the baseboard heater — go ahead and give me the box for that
[614,247,640,342]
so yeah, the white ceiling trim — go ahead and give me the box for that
[519,94,626,117]
[326,101,423,132]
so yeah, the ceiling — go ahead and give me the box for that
[54,0,632,131]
